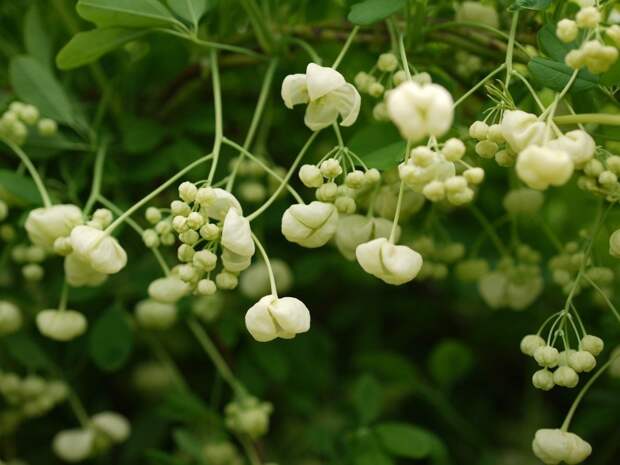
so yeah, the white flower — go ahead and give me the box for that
[70,225,127,274]
[53,428,95,463]
[201,188,243,221]
[221,209,255,272]
[37,309,87,341]
[355,238,423,285]
[135,299,177,330]
[240,259,293,299]
[386,81,454,141]
[580,334,604,356]
[500,110,546,153]
[532,429,591,465]
[64,253,107,288]
[520,334,546,356]
[91,411,131,443]
[335,215,399,260]
[546,130,595,167]
[245,295,310,342]
[148,277,190,303]
[281,201,338,248]
[281,63,361,131]
[0,301,22,335]
[25,204,83,251]
[516,145,574,190]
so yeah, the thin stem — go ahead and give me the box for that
[84,141,108,216]
[222,138,304,203]
[1,138,52,208]
[555,69,580,104]
[428,21,529,54]
[561,352,620,431]
[554,113,620,126]
[58,280,69,312]
[207,50,223,186]
[156,29,266,59]
[389,181,406,243]
[238,435,262,465]
[504,11,519,89]
[397,30,412,81]
[252,232,277,297]
[512,70,545,111]
[227,58,279,191]
[239,0,275,53]
[247,132,319,222]
[142,332,188,391]
[583,274,620,324]
[468,205,510,256]
[104,154,213,235]
[332,123,345,148]
[453,64,505,109]
[332,26,359,69]
[187,318,245,397]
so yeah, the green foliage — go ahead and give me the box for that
[76,0,179,28]
[0,168,43,206]
[88,306,134,371]
[510,0,552,11]
[528,56,598,92]
[348,0,406,25]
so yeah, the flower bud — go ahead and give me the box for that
[91,411,130,443]
[576,6,601,28]
[319,159,342,179]
[356,238,423,285]
[547,130,595,167]
[520,334,546,356]
[64,253,107,288]
[53,428,95,462]
[377,53,398,72]
[299,164,323,188]
[557,19,578,43]
[135,299,177,330]
[70,226,127,274]
[245,295,310,342]
[202,188,242,221]
[178,181,197,203]
[37,118,57,137]
[148,277,190,303]
[215,271,238,290]
[500,110,546,153]
[37,309,87,341]
[22,263,44,281]
[532,429,591,465]
[25,204,83,252]
[392,70,407,86]
[442,138,466,161]
[225,397,273,439]
[534,346,560,368]
[142,229,159,248]
[186,212,205,230]
[553,365,579,387]
[568,350,596,373]
[532,369,555,391]
[469,121,489,140]
[197,279,217,296]
[456,1,499,28]
[281,201,338,248]
[200,223,220,241]
[463,167,484,185]
[580,334,604,356]
[503,188,544,215]
[193,250,218,271]
[0,301,22,336]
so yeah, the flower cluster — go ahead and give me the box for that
[409,236,465,280]
[225,396,273,439]
[0,101,57,146]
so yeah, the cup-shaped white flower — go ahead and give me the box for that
[37,309,87,341]
[355,238,423,285]
[53,428,95,463]
[546,130,595,167]
[25,204,83,251]
[500,110,546,153]
[245,295,310,342]
[516,145,574,190]
[64,253,107,288]
[135,299,177,330]
[70,225,127,274]
[148,277,190,303]
[281,201,338,248]
[281,63,361,131]
[532,429,591,465]
[335,215,399,260]
[91,411,131,443]
[202,188,242,221]
[221,209,255,272]
[386,81,454,141]
[0,301,22,336]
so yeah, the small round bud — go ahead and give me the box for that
[568,350,596,373]
[534,346,560,368]
[155,220,171,235]
[0,200,7,221]
[178,181,197,203]
[299,165,323,188]
[520,334,546,356]
[345,170,365,189]
[197,279,217,296]
[19,105,39,125]
[576,6,601,29]
[177,244,195,262]
[444,176,467,193]
[411,146,435,167]
[200,224,220,241]
[411,72,431,85]
[553,365,579,388]
[365,168,381,184]
[557,19,578,43]
[193,250,217,271]
[22,263,44,281]
[216,271,238,290]
[25,245,46,263]
[377,53,398,72]
[53,237,73,256]
[368,82,385,98]
[0,301,22,335]
[495,149,515,167]
[335,196,356,214]
[392,70,408,86]
[170,200,191,217]
[532,369,555,391]
[464,167,484,185]
[142,229,160,248]
[320,159,342,179]
[145,207,162,224]
[161,233,175,246]
[37,118,58,137]
[442,138,466,161]
[172,215,189,233]
[196,187,217,206]
[487,124,504,143]
[475,140,498,159]
[469,121,489,140]
[316,182,338,202]
[179,229,199,245]
[92,208,113,228]
[598,170,617,186]
[186,211,205,230]
[580,334,604,356]
[422,180,445,202]
[373,102,389,121]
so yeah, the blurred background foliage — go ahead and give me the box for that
[0,0,620,464]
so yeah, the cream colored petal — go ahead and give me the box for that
[221,209,255,257]
[281,73,309,109]
[305,63,346,101]
[331,83,361,127]
[304,99,340,131]
[269,297,310,336]
[379,242,423,285]
[245,295,278,342]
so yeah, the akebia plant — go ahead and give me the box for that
[2,0,620,464]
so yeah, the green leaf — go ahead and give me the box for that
[600,56,620,87]
[57,28,149,70]
[122,116,167,154]
[351,374,383,425]
[348,0,406,25]
[172,430,206,464]
[4,332,52,371]
[9,55,76,125]
[528,57,598,93]
[0,168,43,206]
[24,4,52,67]
[77,0,178,28]
[157,390,214,422]
[360,141,406,170]
[428,339,474,389]
[374,422,434,459]
[167,0,208,28]
[510,0,552,11]
[537,24,577,62]
[89,307,133,372]
[353,432,395,465]
[145,450,185,465]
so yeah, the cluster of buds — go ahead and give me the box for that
[0,373,67,434]
[558,5,619,74]
[298,154,381,215]
[576,153,620,201]
[11,243,46,282]
[398,140,484,205]
[53,411,130,463]
[478,246,543,310]
[0,101,57,146]
[225,396,273,439]
[409,236,465,280]
[521,331,604,391]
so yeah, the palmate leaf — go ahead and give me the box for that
[528,57,598,93]
[76,0,179,28]
[167,0,211,28]
[348,0,406,26]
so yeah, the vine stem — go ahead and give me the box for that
[332,26,359,69]
[157,29,266,59]
[142,332,188,392]
[238,434,263,465]
[504,11,519,89]
[397,30,412,81]
[453,64,505,109]
[554,113,620,126]
[84,140,108,216]
[227,58,279,191]
[103,153,213,235]
[583,274,620,325]
[57,280,69,312]
[468,205,510,256]
[252,232,278,297]
[222,138,304,204]
[390,180,406,244]
[187,317,246,398]
[207,50,223,186]
[246,132,319,222]
[561,352,620,431]
[1,138,52,208]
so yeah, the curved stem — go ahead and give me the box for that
[332,26,359,69]
[247,132,319,222]
[453,64,505,109]
[554,113,620,126]
[428,21,529,54]
[207,50,223,186]
[84,141,108,216]
[397,30,412,81]
[157,28,266,59]
[504,11,519,89]
[468,205,510,256]
[58,280,69,311]
[1,138,52,208]
[252,232,277,297]
[389,180,406,243]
